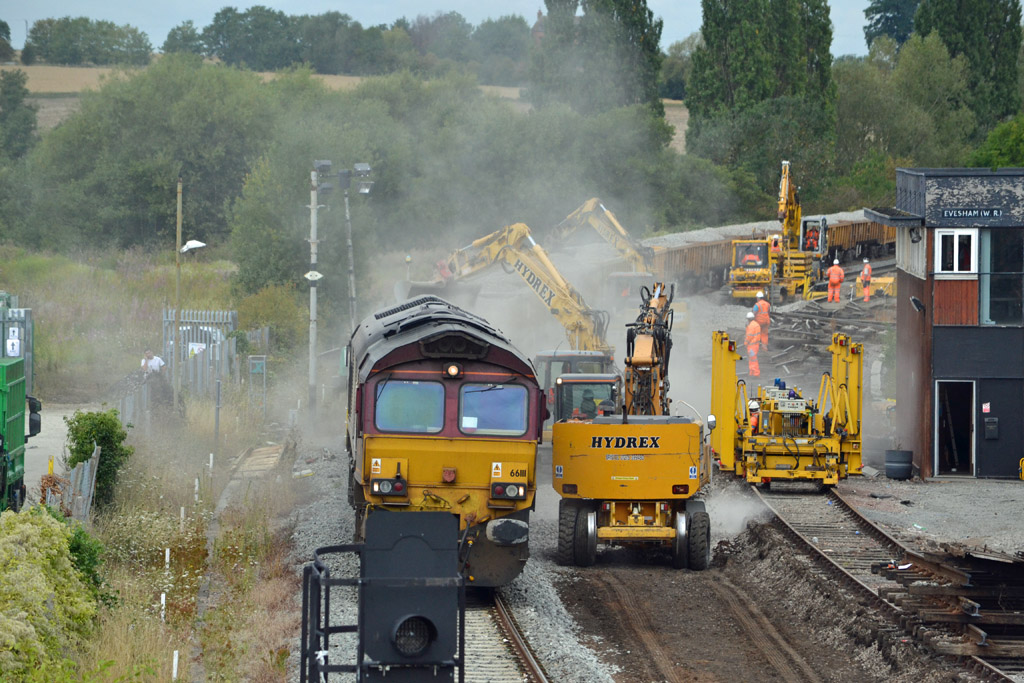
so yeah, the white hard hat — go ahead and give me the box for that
[833,259,839,265]
[746,311,755,319]
[756,291,764,298]
[863,257,869,262]
[748,400,759,410]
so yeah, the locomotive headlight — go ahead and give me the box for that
[379,480,394,494]
[505,484,519,497]
[444,363,463,378]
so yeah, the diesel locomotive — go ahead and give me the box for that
[345,296,545,587]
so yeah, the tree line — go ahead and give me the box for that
[2,0,1024,334]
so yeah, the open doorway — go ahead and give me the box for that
[935,381,974,476]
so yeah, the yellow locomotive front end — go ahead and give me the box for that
[346,297,545,587]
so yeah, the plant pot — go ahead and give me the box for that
[884,449,913,480]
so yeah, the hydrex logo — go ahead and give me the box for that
[590,436,661,449]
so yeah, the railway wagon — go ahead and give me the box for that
[650,220,895,293]
[345,296,545,587]
[650,238,734,293]
[825,220,896,263]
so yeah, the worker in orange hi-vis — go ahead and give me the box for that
[752,291,771,350]
[745,311,761,377]
[860,257,873,302]
[826,258,845,302]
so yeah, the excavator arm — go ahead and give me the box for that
[552,198,654,273]
[413,223,612,354]
[623,282,674,415]
[777,160,802,252]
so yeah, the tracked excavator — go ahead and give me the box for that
[551,282,712,569]
[728,161,828,302]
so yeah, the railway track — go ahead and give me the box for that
[466,589,549,683]
[753,483,1024,681]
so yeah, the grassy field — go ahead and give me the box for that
[8,64,688,148]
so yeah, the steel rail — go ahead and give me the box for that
[752,486,1018,682]
[493,592,550,683]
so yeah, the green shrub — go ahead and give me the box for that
[65,410,134,509]
[42,506,108,603]
[0,506,96,677]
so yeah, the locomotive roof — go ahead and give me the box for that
[349,296,535,381]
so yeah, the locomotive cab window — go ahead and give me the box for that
[375,380,445,433]
[460,384,528,436]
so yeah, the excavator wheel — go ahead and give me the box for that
[555,499,577,566]
[687,510,711,571]
[573,505,597,567]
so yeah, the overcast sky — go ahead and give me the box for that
[5,1,873,57]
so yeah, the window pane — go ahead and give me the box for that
[375,380,444,433]
[460,384,528,436]
[957,234,972,271]
[940,234,954,271]
[559,383,616,420]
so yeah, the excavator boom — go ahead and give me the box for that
[552,198,654,273]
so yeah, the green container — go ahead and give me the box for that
[0,357,26,510]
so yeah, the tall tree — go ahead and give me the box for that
[864,0,921,48]
[528,0,664,116]
[0,20,14,62]
[202,6,300,70]
[163,21,204,55]
[915,0,1022,128]
[0,70,38,160]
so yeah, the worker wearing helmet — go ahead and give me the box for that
[860,258,873,302]
[826,259,845,303]
[748,399,760,434]
[752,291,771,350]
[745,311,761,377]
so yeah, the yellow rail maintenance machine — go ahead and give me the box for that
[709,331,863,486]
[552,283,713,569]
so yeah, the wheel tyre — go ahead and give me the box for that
[573,506,597,567]
[671,512,689,569]
[688,510,711,571]
[555,499,576,566]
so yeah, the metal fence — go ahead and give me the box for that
[45,445,100,522]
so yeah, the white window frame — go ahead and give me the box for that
[933,228,978,280]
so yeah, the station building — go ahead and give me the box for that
[867,168,1024,479]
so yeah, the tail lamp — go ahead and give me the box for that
[601,501,611,511]
[372,477,408,496]
[562,484,578,495]
[490,482,527,500]
[671,484,689,495]
[728,341,736,352]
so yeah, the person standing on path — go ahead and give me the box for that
[745,312,761,377]
[752,291,771,350]
[141,349,165,376]
[826,259,845,302]
[860,258,873,302]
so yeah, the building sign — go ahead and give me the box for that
[941,208,1003,218]
[982,402,991,414]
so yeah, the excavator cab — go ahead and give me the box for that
[734,242,768,268]
[553,374,621,422]
[800,217,827,255]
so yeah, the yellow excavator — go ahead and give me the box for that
[551,197,655,274]
[728,161,828,302]
[709,330,863,486]
[551,283,712,569]
[398,223,617,435]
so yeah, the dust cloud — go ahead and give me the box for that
[707,480,772,542]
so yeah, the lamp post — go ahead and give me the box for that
[343,163,373,335]
[306,162,370,415]
[173,178,206,408]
